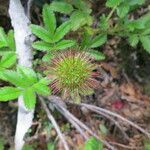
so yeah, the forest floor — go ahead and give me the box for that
[0,0,150,150]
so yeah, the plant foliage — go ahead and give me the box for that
[0,0,149,112]
[84,137,103,150]
[31,4,76,61]
[0,28,16,69]
[0,66,51,109]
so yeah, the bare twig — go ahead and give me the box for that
[39,96,69,150]
[109,142,143,150]
[92,109,129,140]
[40,95,150,150]
[80,103,150,138]
[27,0,33,19]
[47,96,116,150]
[25,121,42,142]
[55,105,88,140]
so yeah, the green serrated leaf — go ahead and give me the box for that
[70,10,93,31]
[90,34,107,48]
[32,41,53,51]
[126,20,146,31]
[72,0,92,14]
[42,53,53,62]
[43,4,56,34]
[87,50,105,60]
[53,21,71,42]
[40,77,51,85]
[1,70,29,88]
[99,15,109,30]
[0,41,7,49]
[0,47,14,55]
[134,20,146,29]
[128,0,145,5]
[84,27,97,36]
[106,0,122,7]
[117,3,129,18]
[30,24,52,43]
[128,34,139,47]
[17,66,38,85]
[50,1,74,14]
[0,70,7,80]
[142,28,150,35]
[70,11,85,31]
[140,13,150,28]
[0,27,7,46]
[81,32,92,49]
[0,53,16,68]
[84,137,103,150]
[23,88,36,109]
[47,142,55,150]
[0,87,21,101]
[33,78,51,96]
[140,36,150,53]
[7,30,15,51]
[55,40,76,50]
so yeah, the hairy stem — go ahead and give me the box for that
[106,6,117,21]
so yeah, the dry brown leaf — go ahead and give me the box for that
[75,134,84,146]
[101,62,118,78]
[120,82,136,97]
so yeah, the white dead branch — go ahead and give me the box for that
[9,0,34,149]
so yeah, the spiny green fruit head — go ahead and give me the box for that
[46,50,99,103]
